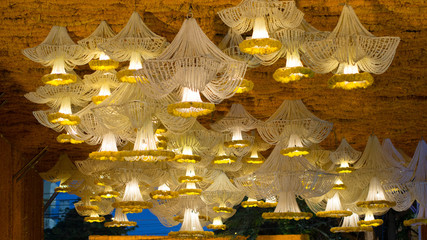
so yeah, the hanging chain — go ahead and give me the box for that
[186,3,194,19]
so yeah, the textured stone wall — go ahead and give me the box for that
[0,0,425,170]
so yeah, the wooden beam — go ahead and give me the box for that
[13,146,48,182]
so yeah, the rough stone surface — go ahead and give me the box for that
[0,0,425,171]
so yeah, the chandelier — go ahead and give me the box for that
[24,2,421,237]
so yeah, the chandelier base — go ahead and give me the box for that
[89,59,119,71]
[316,210,352,218]
[167,101,215,118]
[356,200,396,209]
[358,219,383,227]
[328,72,374,90]
[330,226,373,233]
[168,231,214,238]
[280,147,310,157]
[57,133,84,144]
[84,216,105,223]
[104,221,137,227]
[113,201,153,213]
[224,140,251,148]
[404,218,427,226]
[48,112,80,125]
[207,224,227,230]
[41,73,77,86]
[239,38,282,55]
[273,67,314,83]
[262,212,312,220]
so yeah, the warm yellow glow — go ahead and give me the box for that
[231,128,243,141]
[343,64,359,74]
[340,162,350,168]
[99,52,111,61]
[286,52,303,68]
[129,52,143,70]
[158,183,170,191]
[168,88,215,118]
[281,147,310,157]
[186,165,196,177]
[252,17,269,39]
[183,146,193,155]
[51,58,67,74]
[99,84,111,96]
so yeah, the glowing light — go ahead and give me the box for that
[252,17,269,39]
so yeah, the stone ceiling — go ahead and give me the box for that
[0,0,425,171]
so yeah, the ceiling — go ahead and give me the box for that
[0,0,425,171]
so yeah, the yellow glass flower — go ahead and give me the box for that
[242,156,265,164]
[116,69,138,83]
[84,216,105,223]
[330,226,373,233]
[328,72,374,90]
[112,201,153,214]
[358,219,383,227]
[149,190,179,200]
[213,155,237,164]
[316,210,353,218]
[213,206,233,213]
[168,231,214,238]
[241,200,260,208]
[356,200,396,209]
[123,150,175,162]
[178,188,202,196]
[41,73,77,86]
[273,67,314,83]
[48,112,80,126]
[178,176,203,183]
[207,224,227,230]
[167,101,215,118]
[258,201,278,208]
[239,38,282,55]
[333,183,347,190]
[104,221,137,227]
[90,196,102,202]
[89,59,119,71]
[262,212,313,220]
[336,167,354,174]
[403,218,427,226]
[98,190,120,199]
[76,205,99,212]
[89,151,122,161]
[174,154,201,163]
[54,186,71,193]
[280,147,310,157]
[224,140,251,148]
[56,133,84,144]
[92,95,109,105]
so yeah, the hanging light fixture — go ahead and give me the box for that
[257,100,333,157]
[104,208,137,227]
[330,212,373,233]
[316,192,352,218]
[138,9,246,118]
[211,104,259,149]
[22,26,89,86]
[272,21,322,83]
[78,21,119,71]
[330,138,361,174]
[218,0,304,55]
[100,12,168,83]
[303,4,400,89]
